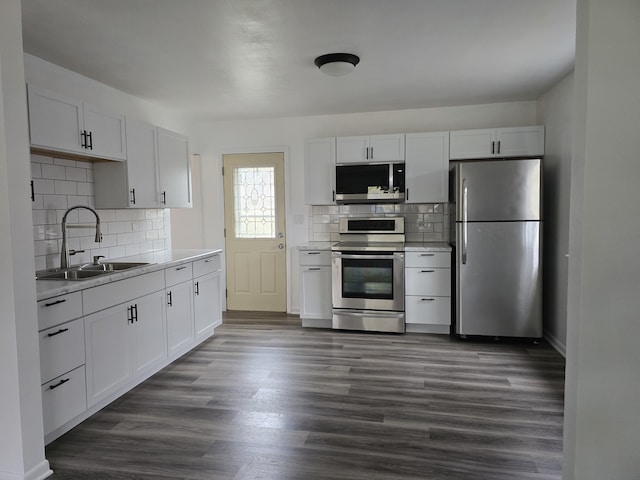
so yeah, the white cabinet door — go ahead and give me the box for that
[405,132,449,203]
[126,118,160,207]
[496,126,545,157]
[83,103,127,161]
[85,303,132,407]
[157,127,191,208]
[304,137,336,204]
[194,270,221,341]
[336,136,368,163]
[131,291,166,377]
[299,266,332,320]
[368,134,405,162]
[27,85,84,155]
[449,129,495,160]
[336,134,405,163]
[166,281,194,358]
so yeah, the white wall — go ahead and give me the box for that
[172,101,538,312]
[0,1,51,479]
[537,71,575,356]
[563,0,640,478]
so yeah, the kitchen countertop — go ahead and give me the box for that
[297,242,335,251]
[404,242,452,252]
[36,248,222,301]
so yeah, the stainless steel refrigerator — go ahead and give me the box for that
[451,158,542,338]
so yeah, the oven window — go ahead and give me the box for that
[342,258,393,299]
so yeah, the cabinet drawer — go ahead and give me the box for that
[405,251,451,268]
[39,318,85,385]
[165,262,193,287]
[299,250,331,266]
[405,267,451,296]
[37,292,83,331]
[405,296,451,326]
[41,365,87,436]
[83,270,165,315]
[193,255,221,278]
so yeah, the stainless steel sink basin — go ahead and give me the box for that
[36,269,110,281]
[36,262,150,281]
[81,262,150,272]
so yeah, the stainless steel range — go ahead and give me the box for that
[331,217,405,333]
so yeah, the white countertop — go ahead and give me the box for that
[297,242,335,251]
[404,242,452,252]
[36,248,222,301]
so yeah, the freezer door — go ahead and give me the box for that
[455,159,541,221]
[455,221,542,337]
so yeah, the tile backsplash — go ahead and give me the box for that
[309,203,450,243]
[31,153,170,271]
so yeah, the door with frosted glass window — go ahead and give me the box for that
[223,153,286,311]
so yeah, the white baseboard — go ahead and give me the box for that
[544,329,566,357]
[0,460,53,480]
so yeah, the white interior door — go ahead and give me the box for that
[223,152,286,312]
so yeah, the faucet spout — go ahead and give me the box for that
[60,206,102,269]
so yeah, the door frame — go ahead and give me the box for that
[219,145,292,314]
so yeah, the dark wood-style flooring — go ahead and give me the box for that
[46,312,566,479]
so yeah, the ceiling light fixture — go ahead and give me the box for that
[314,53,360,77]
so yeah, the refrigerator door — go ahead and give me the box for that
[455,221,542,337]
[455,159,541,222]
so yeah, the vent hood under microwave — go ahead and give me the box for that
[335,163,405,204]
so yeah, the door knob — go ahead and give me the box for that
[278,243,285,249]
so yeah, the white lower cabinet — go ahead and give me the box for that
[298,249,332,327]
[194,271,222,341]
[166,280,194,358]
[41,366,87,436]
[84,290,166,407]
[405,251,452,334]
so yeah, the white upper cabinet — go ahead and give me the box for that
[449,126,544,160]
[336,134,405,163]
[94,118,161,209]
[157,127,192,208]
[405,132,449,203]
[304,137,336,205]
[27,84,126,161]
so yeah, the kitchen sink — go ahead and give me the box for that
[81,262,150,272]
[36,269,110,281]
[36,262,151,281]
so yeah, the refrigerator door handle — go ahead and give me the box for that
[462,178,468,264]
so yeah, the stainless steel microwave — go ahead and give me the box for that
[335,162,405,203]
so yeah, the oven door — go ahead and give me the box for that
[332,251,405,311]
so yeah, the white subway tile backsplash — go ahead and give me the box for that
[32,153,170,269]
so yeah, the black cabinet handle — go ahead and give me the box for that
[491,141,495,154]
[44,299,66,307]
[161,191,166,205]
[308,267,321,271]
[406,188,409,201]
[49,378,70,390]
[195,281,200,296]
[132,303,138,323]
[47,328,69,338]
[31,180,35,201]
[81,130,87,148]
[497,140,501,154]
[420,270,435,273]
[127,305,134,324]
[420,253,435,257]
[307,252,321,255]
[332,190,336,202]
[130,188,136,205]
[176,266,187,271]
[87,131,93,150]
[167,291,173,307]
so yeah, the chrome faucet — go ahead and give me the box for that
[60,206,102,269]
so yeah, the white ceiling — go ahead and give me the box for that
[21,0,576,122]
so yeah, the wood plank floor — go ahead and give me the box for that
[46,313,565,479]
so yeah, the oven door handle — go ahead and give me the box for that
[332,253,404,260]
[334,310,405,319]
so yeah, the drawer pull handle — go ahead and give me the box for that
[420,253,435,257]
[47,328,69,337]
[307,252,321,255]
[420,270,435,273]
[204,258,213,263]
[44,299,67,307]
[420,298,436,302]
[176,266,187,271]
[308,267,321,271]
[49,378,70,390]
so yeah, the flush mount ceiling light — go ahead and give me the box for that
[314,53,360,76]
